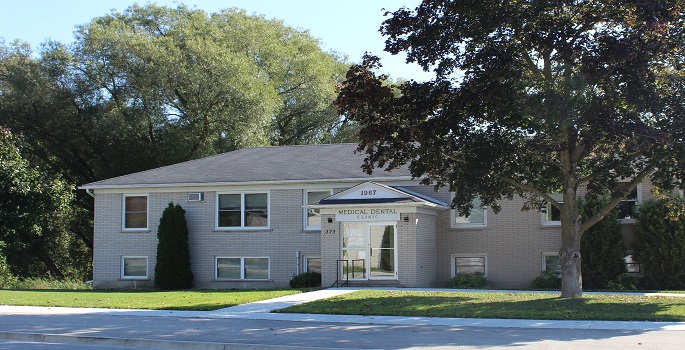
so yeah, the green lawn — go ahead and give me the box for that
[0,289,300,311]
[276,290,685,322]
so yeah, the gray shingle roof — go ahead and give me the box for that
[81,143,412,189]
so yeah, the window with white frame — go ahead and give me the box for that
[123,195,148,230]
[542,252,561,274]
[451,198,487,228]
[452,254,487,276]
[216,257,269,280]
[624,254,640,273]
[217,192,269,229]
[121,256,148,279]
[305,257,321,273]
[616,186,639,220]
[304,190,331,230]
[542,193,563,226]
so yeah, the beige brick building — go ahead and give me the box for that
[81,143,647,289]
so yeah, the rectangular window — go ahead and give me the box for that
[304,190,331,230]
[216,257,269,280]
[617,187,639,220]
[542,252,561,274]
[217,192,269,229]
[305,257,321,273]
[121,256,148,279]
[451,198,487,228]
[452,255,486,276]
[625,255,640,273]
[123,195,148,230]
[542,193,563,226]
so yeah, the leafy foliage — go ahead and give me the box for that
[154,203,193,290]
[0,129,90,279]
[0,4,352,279]
[289,271,321,288]
[447,273,488,289]
[634,195,685,290]
[336,0,685,297]
[579,197,626,289]
[606,274,640,291]
[529,271,562,290]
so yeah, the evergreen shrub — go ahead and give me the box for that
[634,195,685,290]
[529,271,561,290]
[606,274,640,291]
[579,197,626,289]
[447,273,488,289]
[154,203,194,290]
[290,271,321,288]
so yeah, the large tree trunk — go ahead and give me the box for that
[560,186,583,298]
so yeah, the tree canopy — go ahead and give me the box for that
[336,0,685,297]
[0,128,88,279]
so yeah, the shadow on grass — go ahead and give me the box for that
[277,291,685,322]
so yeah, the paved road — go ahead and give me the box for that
[0,288,683,349]
[1,312,684,350]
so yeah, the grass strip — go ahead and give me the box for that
[0,289,300,311]
[276,290,685,322]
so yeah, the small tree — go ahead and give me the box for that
[634,195,685,290]
[579,197,625,289]
[155,203,193,290]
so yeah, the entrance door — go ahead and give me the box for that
[341,222,397,280]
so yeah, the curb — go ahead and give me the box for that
[0,331,347,350]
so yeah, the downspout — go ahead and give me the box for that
[85,188,95,198]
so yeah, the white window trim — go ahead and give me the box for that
[450,195,488,229]
[215,191,271,230]
[122,194,149,231]
[619,183,641,223]
[541,202,562,226]
[540,193,563,227]
[215,256,270,280]
[304,256,321,273]
[451,254,487,277]
[121,256,148,279]
[304,190,332,231]
[542,252,560,273]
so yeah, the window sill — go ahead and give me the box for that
[120,230,151,234]
[213,228,272,233]
[118,277,150,281]
[450,225,489,230]
[540,223,561,229]
[303,228,322,233]
[212,279,272,282]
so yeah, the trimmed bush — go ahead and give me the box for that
[154,203,194,290]
[579,197,626,289]
[606,274,640,291]
[529,271,561,290]
[290,271,321,288]
[634,195,685,290]
[447,273,488,289]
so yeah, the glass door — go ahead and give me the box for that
[341,222,397,280]
[368,223,396,278]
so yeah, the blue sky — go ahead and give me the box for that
[0,0,433,81]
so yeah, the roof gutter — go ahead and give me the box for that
[78,176,417,191]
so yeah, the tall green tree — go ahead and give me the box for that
[0,128,89,279]
[155,203,193,290]
[635,194,685,289]
[579,198,625,289]
[336,1,685,297]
